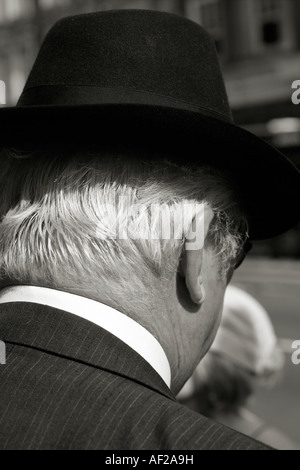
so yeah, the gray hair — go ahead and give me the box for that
[0,147,247,297]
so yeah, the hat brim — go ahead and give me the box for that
[0,103,299,240]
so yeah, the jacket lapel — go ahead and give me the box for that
[0,302,175,401]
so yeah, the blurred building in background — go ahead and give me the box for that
[0,0,299,255]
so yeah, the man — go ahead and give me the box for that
[0,10,299,450]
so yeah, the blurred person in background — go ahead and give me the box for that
[178,285,300,450]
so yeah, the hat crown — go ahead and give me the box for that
[19,9,232,122]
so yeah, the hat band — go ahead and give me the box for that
[17,85,233,124]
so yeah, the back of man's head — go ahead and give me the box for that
[0,146,246,297]
[0,145,248,391]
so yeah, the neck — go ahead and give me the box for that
[61,279,183,392]
[1,276,183,393]
[0,285,173,388]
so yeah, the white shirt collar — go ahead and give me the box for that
[0,285,171,388]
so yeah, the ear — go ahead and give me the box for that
[180,205,214,305]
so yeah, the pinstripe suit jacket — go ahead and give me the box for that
[0,302,270,450]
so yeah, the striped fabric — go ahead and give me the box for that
[0,302,270,450]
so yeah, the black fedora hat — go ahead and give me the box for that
[0,9,299,240]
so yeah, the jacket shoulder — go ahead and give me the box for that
[0,341,269,450]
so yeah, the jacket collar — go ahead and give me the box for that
[0,301,175,401]
[0,285,171,387]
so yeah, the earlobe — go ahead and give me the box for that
[184,248,205,305]
[177,246,204,306]
[196,276,206,305]
[183,205,214,306]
